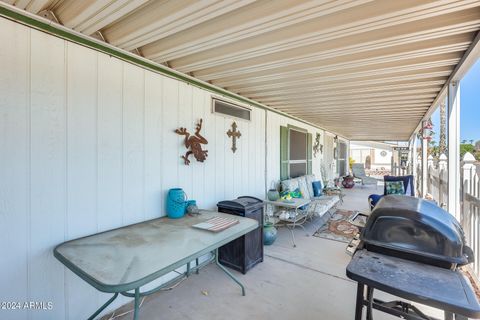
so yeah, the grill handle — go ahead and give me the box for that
[463,245,475,265]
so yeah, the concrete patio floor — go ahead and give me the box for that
[103,185,443,320]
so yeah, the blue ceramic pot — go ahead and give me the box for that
[167,188,186,219]
[263,222,277,245]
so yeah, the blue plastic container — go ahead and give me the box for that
[167,188,186,219]
[185,200,196,210]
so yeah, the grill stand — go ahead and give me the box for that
[354,283,468,320]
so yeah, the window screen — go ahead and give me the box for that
[280,127,312,179]
[338,141,348,176]
[289,130,307,160]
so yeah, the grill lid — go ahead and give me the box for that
[361,195,472,267]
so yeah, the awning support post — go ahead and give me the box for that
[447,81,461,219]
[421,120,428,198]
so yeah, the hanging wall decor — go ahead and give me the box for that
[175,119,208,165]
[313,133,323,157]
[226,121,242,153]
[422,118,434,141]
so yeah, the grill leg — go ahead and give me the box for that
[355,283,365,320]
[366,286,374,320]
[445,312,468,320]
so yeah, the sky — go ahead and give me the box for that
[430,58,479,144]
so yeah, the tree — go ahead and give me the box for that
[460,143,475,158]
[439,103,447,154]
[427,124,437,157]
[428,139,439,157]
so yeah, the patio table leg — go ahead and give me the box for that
[133,288,140,320]
[87,292,119,320]
[215,248,246,296]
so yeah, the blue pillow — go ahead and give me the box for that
[312,181,323,197]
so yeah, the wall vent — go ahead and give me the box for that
[212,98,251,121]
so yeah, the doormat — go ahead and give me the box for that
[313,209,359,243]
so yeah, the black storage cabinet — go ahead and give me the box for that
[217,196,264,274]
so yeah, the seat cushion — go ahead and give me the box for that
[304,175,316,198]
[281,178,299,193]
[297,177,310,200]
[311,195,340,217]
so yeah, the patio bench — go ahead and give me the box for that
[280,174,340,219]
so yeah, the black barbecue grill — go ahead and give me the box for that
[361,195,474,269]
[346,195,480,320]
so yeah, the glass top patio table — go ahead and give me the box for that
[54,210,258,293]
[263,198,311,209]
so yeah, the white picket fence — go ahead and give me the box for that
[460,152,480,276]
[426,154,448,209]
[423,152,480,276]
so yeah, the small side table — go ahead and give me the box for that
[264,198,311,247]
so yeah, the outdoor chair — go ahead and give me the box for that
[351,163,378,188]
[368,175,415,210]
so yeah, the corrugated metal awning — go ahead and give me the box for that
[4,0,480,140]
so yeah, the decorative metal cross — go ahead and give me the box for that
[227,121,241,153]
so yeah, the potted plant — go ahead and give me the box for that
[342,175,355,188]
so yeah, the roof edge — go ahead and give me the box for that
[0,2,348,139]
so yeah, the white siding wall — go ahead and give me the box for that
[0,18,337,319]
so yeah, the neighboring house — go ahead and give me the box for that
[350,141,393,175]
